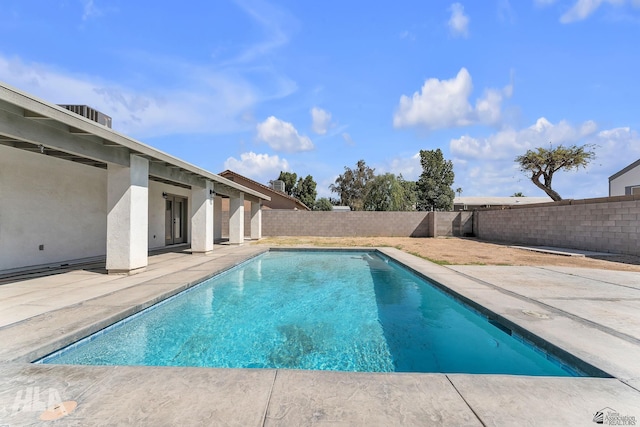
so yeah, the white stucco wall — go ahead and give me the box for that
[0,146,196,272]
[610,164,640,196]
[0,146,107,271]
[147,181,191,250]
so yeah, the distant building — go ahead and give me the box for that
[218,170,310,211]
[609,159,640,196]
[453,196,552,211]
[331,206,351,212]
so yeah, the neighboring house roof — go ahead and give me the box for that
[454,197,552,206]
[219,170,311,211]
[609,158,640,182]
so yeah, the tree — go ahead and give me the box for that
[398,175,417,211]
[329,160,375,210]
[363,173,407,211]
[313,197,333,211]
[511,192,525,197]
[455,187,463,197]
[270,171,318,207]
[416,148,455,211]
[293,175,317,208]
[274,171,297,196]
[515,144,595,201]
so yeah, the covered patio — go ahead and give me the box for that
[0,82,269,275]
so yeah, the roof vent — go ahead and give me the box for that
[271,180,286,192]
[58,105,112,128]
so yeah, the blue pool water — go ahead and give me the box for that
[40,250,581,376]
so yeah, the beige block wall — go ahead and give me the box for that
[219,209,252,238]
[474,195,640,256]
[262,211,473,237]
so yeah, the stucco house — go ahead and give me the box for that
[215,170,309,239]
[219,170,310,211]
[609,159,640,196]
[0,82,269,275]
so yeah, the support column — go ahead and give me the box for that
[229,192,245,244]
[214,196,222,243]
[250,201,262,240]
[191,181,214,253]
[106,154,149,274]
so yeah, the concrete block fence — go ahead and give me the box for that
[262,210,473,238]
[259,195,638,257]
[473,194,640,256]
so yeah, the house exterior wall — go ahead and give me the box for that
[147,181,191,249]
[473,195,640,256]
[0,145,107,271]
[610,164,640,196]
[0,146,196,272]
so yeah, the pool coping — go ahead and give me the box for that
[1,245,639,425]
[0,245,636,378]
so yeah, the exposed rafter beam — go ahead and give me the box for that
[149,162,205,188]
[0,108,130,167]
[69,127,92,135]
[23,110,51,119]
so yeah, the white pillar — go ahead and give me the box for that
[229,192,245,244]
[106,154,149,274]
[250,201,262,240]
[191,181,214,253]
[214,196,222,243]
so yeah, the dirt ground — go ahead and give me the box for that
[254,236,640,272]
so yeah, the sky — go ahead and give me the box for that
[1,0,639,199]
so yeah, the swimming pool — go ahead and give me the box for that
[39,250,585,376]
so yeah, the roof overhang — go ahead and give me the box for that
[0,82,270,202]
[609,158,640,182]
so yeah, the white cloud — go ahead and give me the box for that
[393,68,512,130]
[81,0,102,21]
[310,107,332,135]
[223,152,289,183]
[399,30,416,41]
[450,117,599,160]
[0,54,262,138]
[448,118,640,199]
[256,116,314,152]
[498,0,517,23]
[562,0,611,22]
[448,3,470,37]
[379,153,422,181]
[536,0,638,23]
[222,0,296,65]
[342,132,355,146]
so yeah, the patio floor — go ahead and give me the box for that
[0,245,638,426]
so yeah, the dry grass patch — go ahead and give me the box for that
[255,236,640,272]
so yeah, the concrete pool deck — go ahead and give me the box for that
[0,245,639,426]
